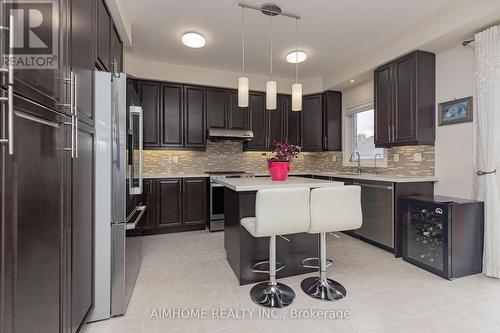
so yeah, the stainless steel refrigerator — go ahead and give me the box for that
[90,71,143,321]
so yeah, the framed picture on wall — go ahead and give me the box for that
[438,97,473,126]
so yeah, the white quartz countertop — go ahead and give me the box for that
[214,176,344,192]
[311,172,438,183]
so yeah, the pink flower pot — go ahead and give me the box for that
[268,161,290,181]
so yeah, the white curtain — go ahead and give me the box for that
[473,24,500,278]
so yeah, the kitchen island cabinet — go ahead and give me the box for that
[219,177,343,285]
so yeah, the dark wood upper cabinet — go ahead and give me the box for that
[97,0,111,71]
[157,179,182,228]
[374,63,392,146]
[245,92,267,150]
[138,179,156,231]
[161,83,184,147]
[228,90,249,130]
[374,50,435,147]
[301,94,323,152]
[285,95,301,146]
[323,91,342,151]
[4,0,70,114]
[183,86,207,148]
[110,25,123,72]
[268,95,286,146]
[182,178,207,225]
[72,0,95,126]
[138,81,161,147]
[207,88,228,129]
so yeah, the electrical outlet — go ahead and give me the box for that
[167,156,173,164]
[332,155,337,162]
[413,153,423,162]
[173,155,179,163]
[393,153,400,162]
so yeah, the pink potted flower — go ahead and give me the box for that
[267,141,301,181]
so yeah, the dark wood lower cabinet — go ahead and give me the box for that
[157,179,183,229]
[138,179,157,232]
[135,178,208,235]
[1,93,72,333]
[183,178,207,225]
[71,123,95,333]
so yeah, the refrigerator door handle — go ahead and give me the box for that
[128,106,143,195]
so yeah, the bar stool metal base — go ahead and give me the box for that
[301,277,346,301]
[250,282,296,308]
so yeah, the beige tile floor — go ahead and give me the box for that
[84,231,500,333]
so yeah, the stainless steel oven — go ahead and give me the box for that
[207,171,254,231]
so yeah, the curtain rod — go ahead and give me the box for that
[462,39,474,47]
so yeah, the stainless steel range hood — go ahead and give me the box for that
[208,128,254,141]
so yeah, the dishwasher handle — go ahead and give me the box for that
[353,182,393,190]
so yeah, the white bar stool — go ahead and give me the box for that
[241,187,311,308]
[301,186,362,301]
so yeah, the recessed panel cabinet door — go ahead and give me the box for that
[268,95,286,146]
[157,179,182,228]
[182,178,207,225]
[245,92,266,150]
[4,0,70,114]
[393,54,417,143]
[228,90,249,130]
[161,83,183,147]
[285,95,301,146]
[1,93,71,333]
[184,86,206,148]
[138,179,156,231]
[301,94,323,151]
[72,0,95,126]
[323,91,342,151]
[97,0,110,71]
[110,25,123,72]
[71,123,94,333]
[374,64,392,146]
[207,88,228,129]
[139,81,160,147]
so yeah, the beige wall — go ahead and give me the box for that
[435,46,475,199]
[124,55,324,94]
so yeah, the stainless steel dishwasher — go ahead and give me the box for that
[352,181,394,249]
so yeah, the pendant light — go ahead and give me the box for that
[238,7,249,107]
[292,18,302,111]
[266,15,277,110]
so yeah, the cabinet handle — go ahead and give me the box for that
[0,15,14,155]
[388,126,391,142]
[74,73,78,158]
[63,72,76,158]
[323,136,327,148]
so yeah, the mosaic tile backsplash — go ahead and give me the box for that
[142,142,434,177]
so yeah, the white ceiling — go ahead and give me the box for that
[122,0,460,80]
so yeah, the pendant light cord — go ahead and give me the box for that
[295,18,298,83]
[242,7,245,73]
[270,16,273,80]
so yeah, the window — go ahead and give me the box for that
[343,102,387,167]
[352,109,384,159]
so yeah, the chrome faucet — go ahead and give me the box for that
[374,153,383,175]
[349,151,362,174]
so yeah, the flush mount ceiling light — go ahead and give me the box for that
[286,50,307,63]
[181,32,206,48]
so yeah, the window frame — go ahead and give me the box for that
[343,101,388,168]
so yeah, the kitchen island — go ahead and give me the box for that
[218,176,343,285]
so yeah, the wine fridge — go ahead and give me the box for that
[402,196,484,280]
